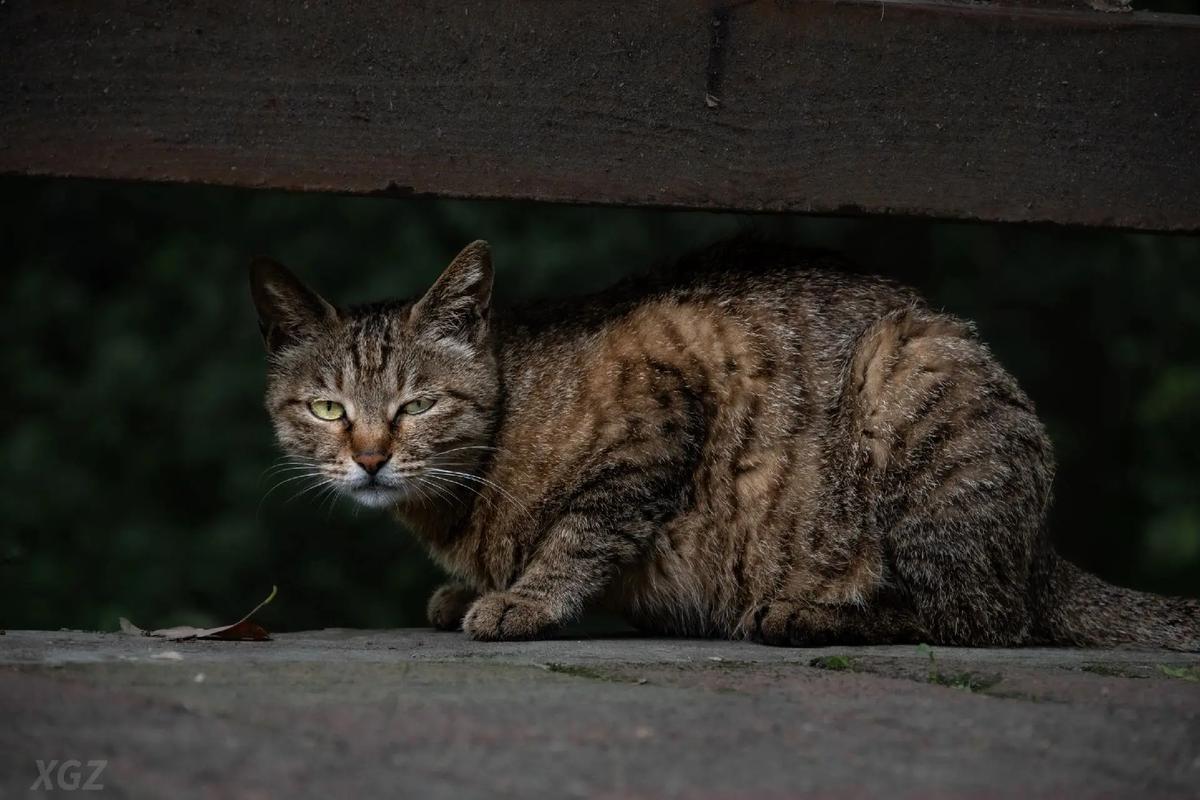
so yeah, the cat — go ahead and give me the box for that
[250,239,1198,649]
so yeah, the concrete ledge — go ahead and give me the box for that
[3,630,1198,797]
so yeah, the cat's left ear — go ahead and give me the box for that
[410,240,493,347]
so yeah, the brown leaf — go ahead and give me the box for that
[120,586,277,642]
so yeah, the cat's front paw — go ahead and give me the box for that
[462,591,558,641]
[427,583,479,631]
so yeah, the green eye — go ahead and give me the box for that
[309,400,345,421]
[401,397,435,415]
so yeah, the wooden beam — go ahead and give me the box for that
[2,1,1197,231]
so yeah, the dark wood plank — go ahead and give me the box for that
[1,1,1197,231]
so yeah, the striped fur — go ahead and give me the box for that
[251,239,1199,649]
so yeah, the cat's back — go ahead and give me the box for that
[485,244,925,522]
[498,243,924,397]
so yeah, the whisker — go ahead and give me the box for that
[425,467,532,519]
[260,472,327,505]
[264,455,319,466]
[316,484,343,518]
[425,470,524,513]
[415,476,456,507]
[422,470,535,524]
[422,472,500,514]
[263,455,318,467]
[256,470,326,526]
[285,477,337,506]
[264,463,319,473]
[407,478,435,510]
[261,459,320,478]
[432,444,499,457]
[260,462,321,482]
[426,444,504,468]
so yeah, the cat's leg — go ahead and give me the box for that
[881,377,1050,647]
[887,513,1041,646]
[749,597,924,646]
[462,342,704,642]
[462,497,667,641]
[463,464,693,641]
[426,582,479,631]
[845,308,1055,646]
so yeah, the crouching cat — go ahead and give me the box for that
[250,239,1198,649]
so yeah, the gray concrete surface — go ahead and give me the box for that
[2,629,1198,799]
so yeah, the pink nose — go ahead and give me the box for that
[353,451,391,475]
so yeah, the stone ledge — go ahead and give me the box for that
[2,630,1198,798]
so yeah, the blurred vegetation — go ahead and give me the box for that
[1,175,1197,633]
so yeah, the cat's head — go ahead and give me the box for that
[249,241,499,510]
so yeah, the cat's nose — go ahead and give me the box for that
[353,451,391,475]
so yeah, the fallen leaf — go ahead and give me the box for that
[119,586,277,642]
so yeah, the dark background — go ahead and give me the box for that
[1,175,1197,633]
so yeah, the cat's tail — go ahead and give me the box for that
[1031,550,1199,651]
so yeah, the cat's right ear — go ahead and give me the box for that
[248,257,337,352]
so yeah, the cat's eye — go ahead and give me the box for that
[309,399,346,421]
[401,397,435,416]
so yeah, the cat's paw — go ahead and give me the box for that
[462,591,558,641]
[749,602,795,647]
[749,601,837,647]
[427,583,479,631]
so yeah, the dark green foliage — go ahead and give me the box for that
[1,176,1197,632]
[809,655,858,672]
[1079,663,1147,679]
[1156,664,1200,681]
[918,645,1002,692]
[542,663,628,683]
[926,671,1003,693]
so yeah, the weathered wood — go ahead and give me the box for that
[1,1,1197,231]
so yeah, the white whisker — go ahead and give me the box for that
[315,484,343,518]
[285,476,338,506]
[422,472,499,514]
[260,471,327,505]
[425,467,532,519]
[433,444,499,457]
[416,476,457,507]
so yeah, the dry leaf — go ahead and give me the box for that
[119,586,277,642]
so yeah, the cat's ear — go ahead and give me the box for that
[248,257,337,352]
[410,240,493,347]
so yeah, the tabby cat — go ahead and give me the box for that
[250,239,1198,649]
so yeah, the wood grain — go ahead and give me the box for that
[1,0,1197,231]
